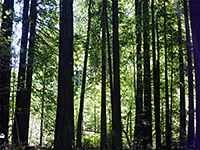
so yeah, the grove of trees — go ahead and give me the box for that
[0,0,200,149]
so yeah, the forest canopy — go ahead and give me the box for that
[0,0,200,149]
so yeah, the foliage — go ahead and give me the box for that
[4,0,196,149]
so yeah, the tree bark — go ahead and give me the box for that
[54,0,74,149]
[112,0,122,149]
[164,0,170,148]
[152,0,161,149]
[156,15,162,150]
[184,0,194,148]
[177,1,186,148]
[170,47,174,149]
[12,0,30,145]
[189,1,200,149]
[100,0,107,149]
[76,0,91,148]
[40,68,46,147]
[104,0,114,146]
[134,0,143,148]
[23,0,37,146]
[143,0,152,148]
[0,0,14,144]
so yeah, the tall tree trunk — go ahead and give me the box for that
[112,0,122,149]
[177,1,186,148]
[134,0,143,148]
[189,1,200,149]
[164,0,170,148]
[22,0,37,146]
[184,0,194,148]
[152,0,161,149]
[0,0,14,144]
[104,0,114,140]
[170,47,174,150]
[156,15,161,149]
[101,0,107,149]
[143,0,152,148]
[54,0,74,149]
[76,0,91,148]
[12,0,30,145]
[40,68,46,147]
[104,0,113,145]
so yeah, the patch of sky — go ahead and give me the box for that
[11,0,23,68]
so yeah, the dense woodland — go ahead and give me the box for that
[0,0,200,149]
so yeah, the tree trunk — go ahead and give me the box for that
[184,0,194,148]
[40,68,46,147]
[152,0,161,149]
[104,0,113,115]
[12,0,30,145]
[0,0,14,144]
[100,0,107,149]
[177,1,186,148]
[112,0,122,149]
[156,15,161,149]
[76,0,91,148]
[143,0,152,148]
[189,1,200,149]
[164,0,170,148]
[54,0,74,149]
[170,47,174,150]
[104,0,114,146]
[21,0,37,146]
[134,0,143,148]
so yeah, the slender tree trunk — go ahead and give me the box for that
[177,1,186,148]
[156,16,161,148]
[11,63,16,134]
[94,102,97,132]
[184,0,194,148]
[189,1,200,149]
[76,0,91,148]
[40,68,46,147]
[129,106,132,143]
[54,0,74,149]
[101,0,107,149]
[143,0,152,148]
[0,0,14,145]
[170,47,173,149]
[12,0,30,145]
[134,0,143,148]
[164,0,170,148]
[104,0,114,140]
[112,0,122,149]
[152,0,161,149]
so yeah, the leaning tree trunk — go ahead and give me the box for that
[12,0,30,145]
[76,0,91,148]
[0,0,14,145]
[189,1,200,149]
[54,0,74,149]
[112,0,122,149]
[183,0,194,148]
